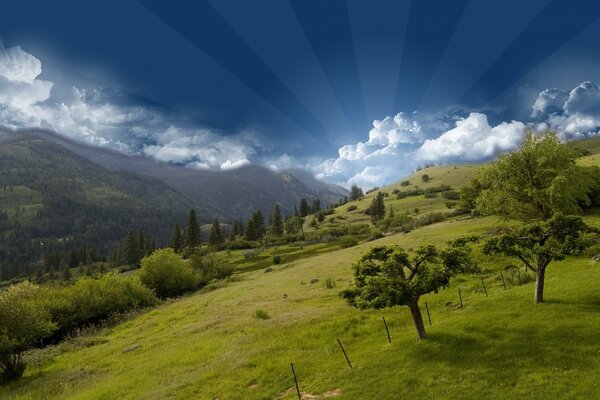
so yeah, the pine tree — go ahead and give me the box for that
[299,198,310,217]
[238,218,245,236]
[253,209,265,239]
[62,263,71,281]
[312,198,321,213]
[170,223,183,253]
[123,230,140,266]
[389,206,395,219]
[138,229,146,257]
[271,204,284,236]
[369,192,386,223]
[245,217,257,241]
[184,209,201,251]
[209,218,224,245]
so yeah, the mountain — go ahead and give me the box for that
[3,129,348,220]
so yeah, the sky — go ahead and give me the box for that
[1,0,600,188]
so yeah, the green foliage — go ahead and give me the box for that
[284,215,302,235]
[299,198,310,217]
[272,255,281,265]
[476,132,600,221]
[338,236,358,248]
[350,185,364,201]
[169,224,183,253]
[123,230,140,267]
[340,238,477,338]
[347,205,357,212]
[368,192,386,223]
[324,277,336,289]
[209,218,225,246]
[270,205,284,236]
[140,249,198,298]
[484,213,589,303]
[189,254,234,286]
[42,273,158,336]
[400,180,410,187]
[421,174,430,182]
[184,209,201,251]
[0,282,56,384]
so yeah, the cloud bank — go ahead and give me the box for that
[0,40,258,171]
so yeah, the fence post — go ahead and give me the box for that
[425,302,432,326]
[500,272,507,290]
[291,363,301,399]
[459,288,463,309]
[382,317,392,343]
[480,278,488,297]
[337,338,353,369]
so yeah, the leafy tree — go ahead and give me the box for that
[299,198,310,217]
[139,248,198,298]
[369,192,386,223]
[271,204,284,237]
[421,174,430,182]
[209,218,224,246]
[0,282,56,383]
[284,215,302,235]
[312,198,321,213]
[483,213,589,303]
[458,178,483,214]
[350,185,364,201]
[123,230,140,266]
[476,132,600,221]
[184,209,201,251]
[341,238,477,339]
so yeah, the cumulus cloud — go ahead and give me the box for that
[0,40,257,171]
[417,113,526,163]
[531,88,568,119]
[532,81,600,140]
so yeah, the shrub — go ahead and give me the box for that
[190,254,234,286]
[443,190,460,200]
[324,278,336,289]
[424,192,437,198]
[253,309,270,320]
[139,249,198,298]
[0,282,56,384]
[400,180,410,187]
[273,255,282,265]
[421,174,430,182]
[243,249,260,259]
[339,236,358,248]
[42,274,158,336]
[347,205,358,212]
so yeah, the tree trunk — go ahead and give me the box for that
[534,267,545,304]
[408,297,427,339]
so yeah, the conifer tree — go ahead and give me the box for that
[271,204,284,236]
[123,230,140,266]
[138,229,146,257]
[369,192,386,223]
[245,217,257,241]
[184,209,201,251]
[312,198,321,213]
[238,218,245,237]
[299,198,310,217]
[209,218,224,245]
[252,209,265,239]
[170,223,183,253]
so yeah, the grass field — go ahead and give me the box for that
[2,148,599,399]
[2,214,600,400]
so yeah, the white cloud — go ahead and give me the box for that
[531,88,568,119]
[0,40,257,171]
[417,113,526,163]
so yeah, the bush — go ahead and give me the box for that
[42,274,158,336]
[140,249,198,298]
[424,192,437,198]
[244,249,260,259]
[190,254,234,286]
[339,236,358,248]
[324,278,336,289]
[347,205,358,212]
[400,180,410,187]
[253,309,270,320]
[0,282,56,384]
[273,255,282,265]
[443,190,460,200]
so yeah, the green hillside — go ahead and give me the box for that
[1,142,599,399]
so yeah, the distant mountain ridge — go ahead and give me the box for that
[0,129,348,220]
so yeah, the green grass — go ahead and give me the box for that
[3,215,600,399]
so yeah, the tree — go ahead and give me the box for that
[421,174,430,182]
[123,230,140,266]
[184,209,201,251]
[483,213,589,303]
[245,217,257,241]
[284,215,302,235]
[369,192,386,223]
[350,185,364,201]
[299,198,310,217]
[209,218,224,246]
[138,229,146,257]
[271,204,284,237]
[341,238,477,339]
[252,209,265,239]
[476,132,600,221]
[312,198,321,213]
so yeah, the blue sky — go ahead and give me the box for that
[1,0,600,188]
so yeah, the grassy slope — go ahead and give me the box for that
[2,147,600,400]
